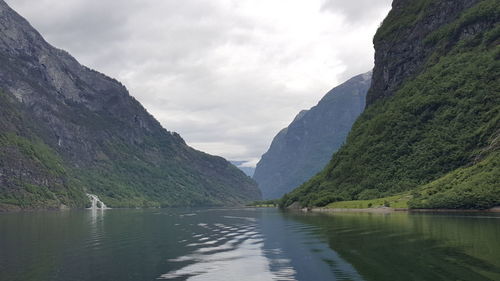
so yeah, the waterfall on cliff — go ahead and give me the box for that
[86,194,109,209]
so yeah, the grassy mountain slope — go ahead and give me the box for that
[282,0,499,209]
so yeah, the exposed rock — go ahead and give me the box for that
[367,0,480,105]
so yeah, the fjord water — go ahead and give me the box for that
[0,209,499,281]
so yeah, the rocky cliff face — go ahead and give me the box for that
[254,72,371,199]
[0,0,261,210]
[367,0,480,104]
[283,0,499,209]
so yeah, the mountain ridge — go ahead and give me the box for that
[0,0,261,210]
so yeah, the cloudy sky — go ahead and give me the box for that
[6,0,392,167]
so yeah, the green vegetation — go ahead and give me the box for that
[71,137,259,208]
[374,0,433,42]
[326,194,410,209]
[409,151,500,209]
[424,0,500,47]
[281,0,500,209]
[0,133,66,176]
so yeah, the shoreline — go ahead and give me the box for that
[308,206,500,214]
[2,204,499,214]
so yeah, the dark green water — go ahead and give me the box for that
[0,208,499,281]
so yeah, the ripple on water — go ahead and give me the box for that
[160,222,297,281]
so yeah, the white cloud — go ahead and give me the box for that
[6,0,391,167]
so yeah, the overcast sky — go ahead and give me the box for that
[6,0,392,167]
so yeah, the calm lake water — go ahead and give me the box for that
[0,208,499,281]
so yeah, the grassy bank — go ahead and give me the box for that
[325,194,411,209]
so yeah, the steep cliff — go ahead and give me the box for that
[0,0,261,210]
[254,73,371,199]
[282,0,499,209]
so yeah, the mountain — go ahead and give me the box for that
[0,0,261,210]
[254,72,371,199]
[282,0,499,209]
[230,161,255,177]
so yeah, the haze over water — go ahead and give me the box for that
[1,208,499,281]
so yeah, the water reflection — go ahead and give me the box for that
[87,208,107,250]
[161,209,366,281]
[286,211,500,281]
[160,215,297,280]
[88,208,106,225]
[259,210,364,281]
[1,209,499,281]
